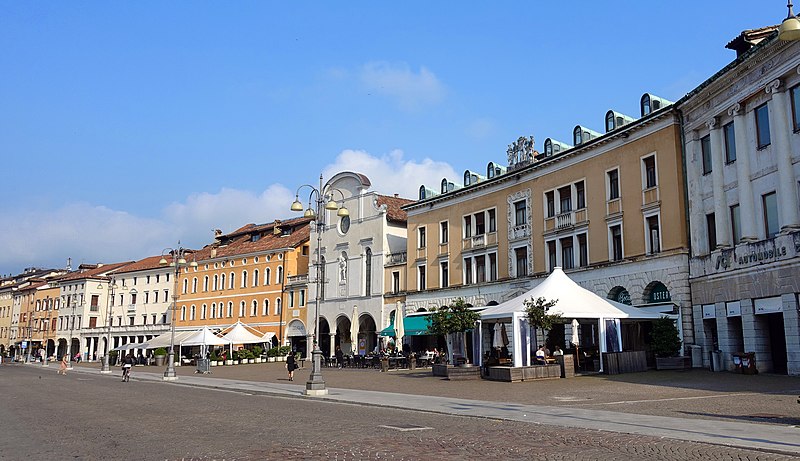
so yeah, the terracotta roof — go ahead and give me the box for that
[376,194,414,223]
[192,218,312,262]
[56,261,134,282]
[113,255,172,274]
[725,26,778,55]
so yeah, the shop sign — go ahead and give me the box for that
[726,301,741,317]
[715,239,791,271]
[754,296,782,314]
[286,321,306,337]
[615,289,631,305]
[649,284,671,303]
[701,304,716,319]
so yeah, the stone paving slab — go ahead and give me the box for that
[66,363,800,456]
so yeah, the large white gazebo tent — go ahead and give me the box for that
[478,268,674,372]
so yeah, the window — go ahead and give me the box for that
[646,215,660,254]
[488,253,497,281]
[763,191,779,238]
[575,181,585,209]
[561,237,574,269]
[201,304,207,320]
[701,135,712,175]
[263,299,269,316]
[607,170,620,200]
[392,271,400,294]
[264,268,270,285]
[239,301,246,317]
[643,156,657,188]
[440,221,448,244]
[192,278,197,293]
[418,265,426,291]
[440,261,449,288]
[227,302,233,318]
[545,191,555,217]
[463,215,472,238]
[299,289,305,306]
[610,224,623,261]
[755,103,771,149]
[706,213,717,251]
[474,211,485,235]
[275,298,282,316]
[251,301,258,317]
[730,204,741,245]
[514,247,528,277]
[253,269,259,287]
[574,126,583,145]
[203,276,209,292]
[229,273,235,289]
[514,200,526,225]
[641,94,651,116]
[210,303,216,319]
[463,257,473,285]
[241,271,248,288]
[180,306,186,321]
[144,292,149,304]
[277,266,284,284]
[190,305,196,321]
[365,248,372,296]
[792,85,800,132]
[153,291,158,303]
[547,240,557,271]
[606,112,615,132]
[558,186,571,213]
[475,255,486,283]
[723,122,736,163]
[578,233,588,267]
[90,295,99,311]
[488,209,496,233]
[418,227,427,248]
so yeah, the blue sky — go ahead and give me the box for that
[0,2,784,275]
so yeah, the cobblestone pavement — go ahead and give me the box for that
[2,364,798,461]
[80,360,800,427]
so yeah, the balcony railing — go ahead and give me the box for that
[556,211,574,229]
[642,186,660,207]
[415,247,427,260]
[386,252,407,265]
[286,274,309,285]
[606,198,622,216]
[438,242,449,256]
[126,304,137,313]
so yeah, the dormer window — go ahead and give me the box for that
[544,139,552,157]
[642,94,651,116]
[251,234,260,243]
[640,93,671,117]
[573,127,583,145]
[419,185,426,200]
[441,178,449,194]
[606,112,615,132]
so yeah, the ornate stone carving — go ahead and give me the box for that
[727,103,741,118]
[507,136,535,168]
[705,117,718,130]
[765,78,782,94]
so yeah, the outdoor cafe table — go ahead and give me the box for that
[388,356,407,369]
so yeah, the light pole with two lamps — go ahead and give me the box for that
[159,245,197,381]
[290,174,349,396]
[100,278,125,373]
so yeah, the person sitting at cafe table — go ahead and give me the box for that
[535,346,547,364]
[553,345,564,356]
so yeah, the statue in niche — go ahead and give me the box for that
[338,254,347,284]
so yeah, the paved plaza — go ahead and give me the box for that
[2,360,797,459]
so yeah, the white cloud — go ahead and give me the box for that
[359,62,445,111]
[322,149,457,199]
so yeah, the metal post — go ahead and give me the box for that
[305,174,328,396]
[100,280,115,373]
[162,246,192,381]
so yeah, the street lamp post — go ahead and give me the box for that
[291,174,349,396]
[67,295,76,370]
[159,245,197,381]
[100,279,122,373]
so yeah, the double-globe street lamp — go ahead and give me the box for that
[159,245,197,381]
[100,278,125,373]
[291,174,349,396]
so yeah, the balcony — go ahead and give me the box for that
[438,242,449,256]
[385,252,407,266]
[126,304,137,313]
[606,198,622,216]
[642,186,660,208]
[509,223,530,241]
[556,211,574,229]
[415,247,427,260]
[286,274,309,286]
[574,208,588,224]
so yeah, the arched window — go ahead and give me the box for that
[275,298,282,316]
[641,94,651,116]
[365,248,372,296]
[544,139,552,156]
[180,306,187,321]
[239,301,246,317]
[251,300,258,316]
[203,276,209,292]
[242,270,248,288]
[213,275,218,291]
[253,269,259,287]
[201,304,207,320]
[227,301,233,318]
[190,305,196,320]
[192,278,198,293]
[220,273,226,290]
[263,299,270,316]
[606,111,615,132]
[573,127,583,145]
[277,266,284,284]
[211,303,216,319]
[265,268,271,285]
[229,272,235,290]
[419,185,426,200]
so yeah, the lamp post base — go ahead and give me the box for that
[100,355,111,373]
[304,347,328,396]
[163,352,178,381]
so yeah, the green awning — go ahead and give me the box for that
[379,315,433,337]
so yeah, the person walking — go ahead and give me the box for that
[286,352,297,381]
[58,355,68,375]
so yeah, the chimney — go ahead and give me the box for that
[211,248,217,258]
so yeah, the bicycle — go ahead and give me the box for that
[122,364,132,382]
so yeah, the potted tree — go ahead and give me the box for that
[524,297,562,352]
[267,347,277,362]
[209,351,218,367]
[253,346,263,364]
[429,298,480,368]
[650,316,686,370]
[153,347,167,367]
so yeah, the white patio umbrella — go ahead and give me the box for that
[572,318,581,369]
[492,323,504,348]
[350,305,359,355]
[394,307,405,349]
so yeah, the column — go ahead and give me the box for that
[765,79,800,231]
[305,334,313,361]
[728,103,758,241]
[685,137,706,253]
[88,337,95,361]
[708,118,731,248]
[782,293,799,375]
[329,333,335,359]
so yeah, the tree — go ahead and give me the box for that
[429,298,480,364]
[524,297,562,349]
[649,316,682,358]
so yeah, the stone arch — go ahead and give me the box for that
[642,280,671,304]
[416,307,427,312]
[358,313,378,354]
[608,286,631,305]
[487,300,499,306]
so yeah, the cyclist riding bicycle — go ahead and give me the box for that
[122,352,135,382]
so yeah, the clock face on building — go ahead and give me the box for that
[339,215,350,234]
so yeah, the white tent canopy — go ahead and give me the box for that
[182,326,232,347]
[221,321,268,345]
[141,330,199,349]
[478,267,675,371]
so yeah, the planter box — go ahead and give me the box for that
[656,356,691,370]
[154,355,166,367]
[432,364,481,380]
[210,361,217,367]
[225,360,233,365]
[268,357,276,362]
[483,365,561,382]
